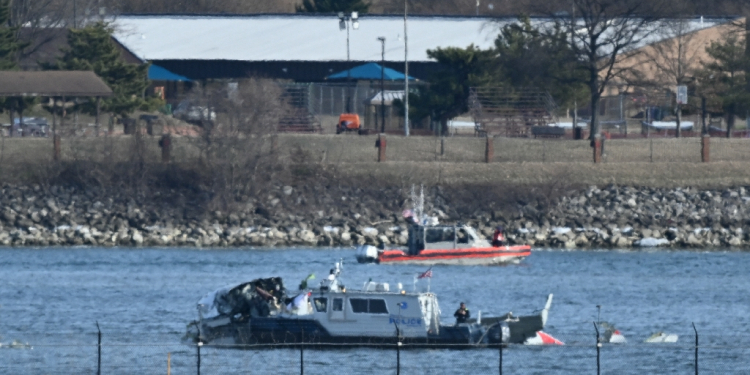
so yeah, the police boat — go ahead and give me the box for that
[185,261,553,348]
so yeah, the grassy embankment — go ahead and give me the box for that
[2,134,750,189]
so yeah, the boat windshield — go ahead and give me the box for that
[424,227,455,243]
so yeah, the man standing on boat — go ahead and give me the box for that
[454,302,470,325]
[492,226,506,247]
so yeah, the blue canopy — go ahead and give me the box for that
[148,64,192,81]
[327,63,415,81]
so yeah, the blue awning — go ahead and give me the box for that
[148,64,192,81]
[327,63,415,81]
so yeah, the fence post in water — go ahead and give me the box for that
[396,327,401,375]
[594,322,601,375]
[196,342,202,375]
[498,343,503,375]
[96,322,101,375]
[167,352,171,375]
[701,135,710,163]
[693,323,698,375]
[485,136,493,163]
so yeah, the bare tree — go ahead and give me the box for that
[540,0,665,160]
[632,18,707,137]
[185,79,286,211]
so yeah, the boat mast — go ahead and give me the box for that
[411,184,424,224]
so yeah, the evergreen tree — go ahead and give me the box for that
[403,45,495,134]
[0,0,21,70]
[0,0,32,135]
[296,0,370,13]
[699,35,750,138]
[50,22,152,117]
[493,17,586,109]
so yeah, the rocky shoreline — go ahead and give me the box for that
[1,183,750,249]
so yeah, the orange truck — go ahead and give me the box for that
[336,113,361,134]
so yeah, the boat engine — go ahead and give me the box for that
[355,245,379,263]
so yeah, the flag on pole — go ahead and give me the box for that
[418,267,432,279]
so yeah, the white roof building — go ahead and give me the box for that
[110,14,730,81]
[112,14,500,63]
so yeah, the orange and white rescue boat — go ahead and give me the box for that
[356,223,531,266]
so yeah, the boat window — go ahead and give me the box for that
[369,299,388,314]
[425,228,454,243]
[425,228,441,243]
[350,298,368,313]
[442,228,455,242]
[349,298,389,314]
[332,298,343,311]
[457,228,470,244]
[313,298,327,312]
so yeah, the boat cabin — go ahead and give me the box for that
[407,224,489,255]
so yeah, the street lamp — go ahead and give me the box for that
[377,36,385,133]
[404,0,409,136]
[338,12,359,113]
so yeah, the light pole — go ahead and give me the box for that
[338,12,359,113]
[404,0,409,136]
[378,37,386,133]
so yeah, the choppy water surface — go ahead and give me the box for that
[1,247,748,374]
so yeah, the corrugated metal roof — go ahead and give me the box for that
[111,15,730,63]
[112,15,500,62]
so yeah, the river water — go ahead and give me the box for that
[1,247,748,374]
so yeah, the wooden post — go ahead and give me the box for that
[8,108,13,137]
[377,133,386,162]
[701,135,710,163]
[485,136,493,163]
[160,134,171,163]
[593,137,602,163]
[167,352,171,375]
[53,135,61,161]
[95,97,101,137]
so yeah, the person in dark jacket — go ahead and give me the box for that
[454,302,470,324]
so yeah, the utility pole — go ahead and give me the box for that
[404,0,410,136]
[378,37,386,133]
[339,12,359,113]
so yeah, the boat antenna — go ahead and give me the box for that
[419,184,424,221]
[411,184,424,224]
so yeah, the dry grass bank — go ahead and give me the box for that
[2,134,750,189]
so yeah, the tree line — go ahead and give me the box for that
[396,0,750,142]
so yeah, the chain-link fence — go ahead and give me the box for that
[3,327,749,374]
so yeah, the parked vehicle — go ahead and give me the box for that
[2,117,49,137]
[336,113,361,134]
[172,100,216,124]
